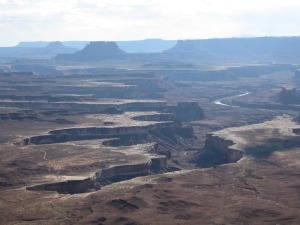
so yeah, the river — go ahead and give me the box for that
[213,92,251,107]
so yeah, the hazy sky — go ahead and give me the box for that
[1,0,300,46]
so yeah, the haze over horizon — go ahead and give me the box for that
[1,0,300,46]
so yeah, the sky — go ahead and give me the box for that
[0,0,300,46]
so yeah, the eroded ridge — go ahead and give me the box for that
[26,142,168,194]
[22,111,194,194]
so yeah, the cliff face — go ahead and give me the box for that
[55,41,128,61]
[197,133,243,168]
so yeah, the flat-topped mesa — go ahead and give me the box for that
[55,41,128,61]
[197,133,243,168]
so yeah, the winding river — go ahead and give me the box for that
[213,92,251,107]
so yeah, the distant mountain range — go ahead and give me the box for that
[16,41,89,49]
[0,41,78,61]
[54,37,300,63]
[0,39,176,61]
[15,39,177,53]
[163,37,300,60]
[1,37,300,63]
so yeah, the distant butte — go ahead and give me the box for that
[55,41,128,61]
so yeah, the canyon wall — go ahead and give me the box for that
[26,156,167,194]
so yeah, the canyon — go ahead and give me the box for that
[0,37,300,224]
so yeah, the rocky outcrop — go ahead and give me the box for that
[197,133,243,168]
[55,41,128,61]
